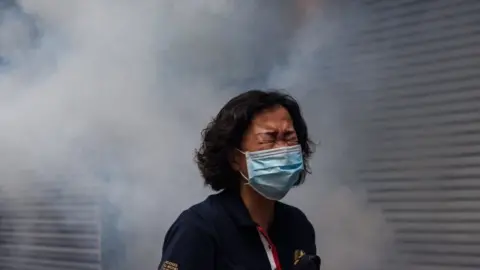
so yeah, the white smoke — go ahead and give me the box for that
[0,0,395,269]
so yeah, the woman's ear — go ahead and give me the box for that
[229,149,241,171]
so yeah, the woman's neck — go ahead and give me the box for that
[240,186,276,231]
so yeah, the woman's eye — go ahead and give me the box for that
[287,136,298,142]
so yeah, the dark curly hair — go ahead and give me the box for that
[195,89,314,191]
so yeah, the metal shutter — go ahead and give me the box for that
[0,182,102,270]
[357,0,480,269]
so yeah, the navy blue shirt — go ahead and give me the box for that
[158,190,316,270]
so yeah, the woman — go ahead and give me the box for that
[158,90,319,270]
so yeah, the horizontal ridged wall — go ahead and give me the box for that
[0,183,102,270]
[358,0,480,269]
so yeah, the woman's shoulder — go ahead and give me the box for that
[170,193,225,231]
[181,192,223,217]
[277,201,308,218]
[276,202,315,232]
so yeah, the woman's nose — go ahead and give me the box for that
[274,140,290,148]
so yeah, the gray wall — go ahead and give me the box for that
[358,1,480,269]
[0,183,103,270]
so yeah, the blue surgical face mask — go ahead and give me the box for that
[237,145,304,201]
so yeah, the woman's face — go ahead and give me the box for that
[232,105,299,177]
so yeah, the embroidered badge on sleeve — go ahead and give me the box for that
[161,261,179,270]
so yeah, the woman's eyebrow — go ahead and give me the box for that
[255,131,277,137]
[255,130,297,138]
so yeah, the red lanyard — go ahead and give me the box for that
[257,226,282,270]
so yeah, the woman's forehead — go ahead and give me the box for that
[252,106,292,123]
[251,121,294,133]
[250,107,294,132]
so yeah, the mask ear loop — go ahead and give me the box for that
[236,148,246,155]
[236,148,250,185]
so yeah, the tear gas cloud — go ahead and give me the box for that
[0,0,396,269]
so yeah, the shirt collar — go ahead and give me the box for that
[219,190,285,229]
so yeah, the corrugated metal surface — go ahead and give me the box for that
[0,183,102,270]
[357,0,480,269]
